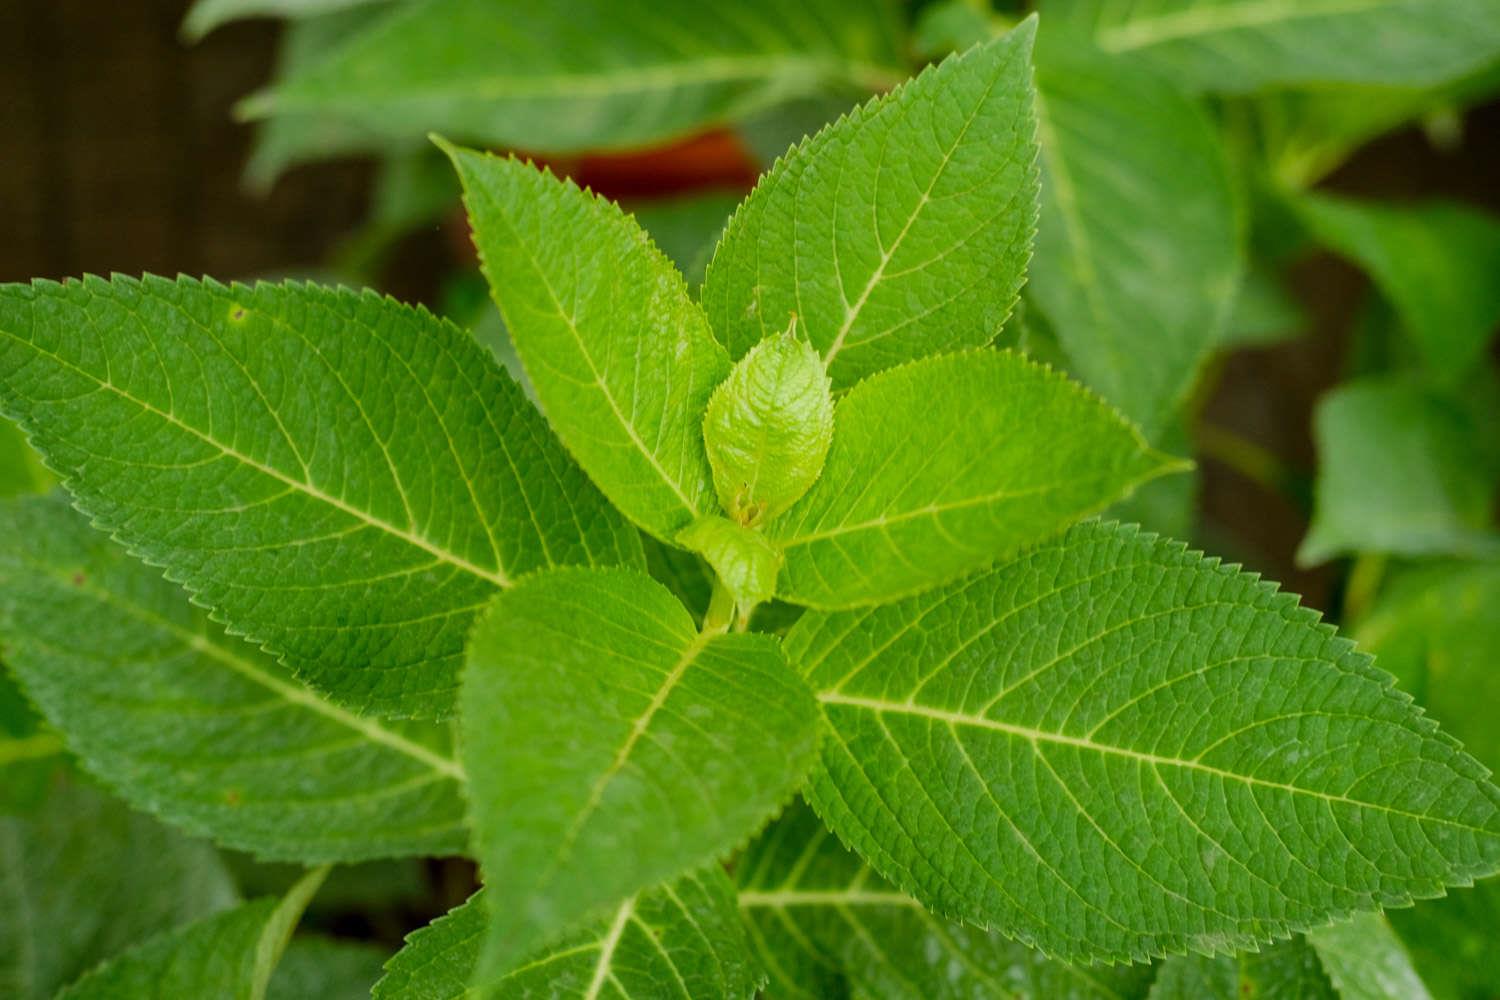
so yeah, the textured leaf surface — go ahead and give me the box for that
[1047,0,1500,93]
[448,147,730,542]
[0,276,640,717]
[0,494,468,862]
[738,801,1154,1000]
[1300,378,1499,566]
[787,519,1500,964]
[0,782,239,1000]
[1309,913,1431,1000]
[1029,37,1240,436]
[376,868,761,999]
[461,567,819,974]
[56,866,326,1000]
[767,350,1177,609]
[701,22,1040,388]
[247,0,903,154]
[1296,195,1500,383]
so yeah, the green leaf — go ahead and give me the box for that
[1148,942,1336,999]
[244,0,904,155]
[1047,0,1500,93]
[1029,37,1241,437]
[56,866,327,1000]
[0,493,468,863]
[1309,913,1432,1000]
[375,867,762,999]
[461,567,819,974]
[1295,195,1500,383]
[678,515,782,612]
[766,350,1180,609]
[700,21,1040,388]
[265,937,389,1000]
[182,0,396,40]
[703,323,834,524]
[0,418,53,499]
[446,147,731,542]
[0,276,641,718]
[738,800,1155,1000]
[786,519,1500,965]
[1300,378,1500,566]
[1,781,240,1000]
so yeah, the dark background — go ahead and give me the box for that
[4,0,1498,612]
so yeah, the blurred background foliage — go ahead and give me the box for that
[2,0,1498,996]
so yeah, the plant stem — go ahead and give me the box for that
[1342,552,1388,628]
[702,578,735,635]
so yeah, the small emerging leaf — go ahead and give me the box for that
[703,322,834,525]
[461,568,818,975]
[677,515,781,612]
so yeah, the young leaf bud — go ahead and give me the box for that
[702,319,834,525]
[677,515,783,612]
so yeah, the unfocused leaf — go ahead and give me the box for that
[788,520,1500,965]
[266,938,389,1000]
[375,868,762,999]
[767,350,1180,608]
[0,277,641,718]
[461,567,818,974]
[0,781,239,1000]
[702,21,1040,387]
[0,494,469,862]
[246,0,904,155]
[1300,378,1500,566]
[182,0,398,40]
[1309,913,1432,1000]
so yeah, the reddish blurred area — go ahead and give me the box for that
[3,0,1498,612]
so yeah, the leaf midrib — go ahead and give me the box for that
[1098,0,1400,53]
[818,691,1496,836]
[0,325,511,589]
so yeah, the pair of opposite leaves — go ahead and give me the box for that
[1,21,1497,994]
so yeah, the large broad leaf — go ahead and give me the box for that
[0,782,239,1000]
[447,147,731,542]
[701,21,1040,388]
[766,350,1179,609]
[1300,378,1499,566]
[786,519,1500,965]
[0,494,468,863]
[56,867,326,1000]
[1045,0,1500,93]
[243,0,904,154]
[737,800,1155,1000]
[1295,195,1500,384]
[461,567,819,975]
[375,868,762,999]
[0,277,640,718]
[1029,37,1240,437]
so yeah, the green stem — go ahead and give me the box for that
[703,579,735,635]
[1194,422,1303,507]
[1342,553,1388,628]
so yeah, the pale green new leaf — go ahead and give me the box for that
[1148,942,1335,999]
[0,276,641,718]
[701,21,1040,388]
[787,519,1500,965]
[1309,914,1432,1000]
[1029,37,1240,437]
[1046,0,1500,93]
[737,801,1154,1000]
[1295,195,1500,383]
[56,866,326,1000]
[182,0,397,38]
[0,493,468,863]
[767,350,1179,609]
[1300,378,1500,566]
[375,868,762,999]
[0,781,239,1000]
[244,0,904,154]
[447,146,730,542]
[461,567,819,974]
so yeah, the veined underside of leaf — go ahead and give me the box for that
[701,18,1041,387]
[0,493,468,863]
[243,0,906,154]
[0,276,641,718]
[788,520,1500,965]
